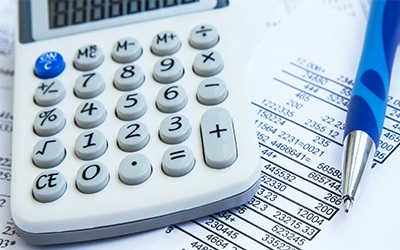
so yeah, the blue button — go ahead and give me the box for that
[34,52,65,79]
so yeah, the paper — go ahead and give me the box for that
[155,0,400,249]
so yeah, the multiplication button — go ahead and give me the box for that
[74,72,105,99]
[32,138,66,168]
[112,37,142,63]
[193,50,224,77]
[119,154,152,185]
[189,24,219,49]
[32,170,67,203]
[74,44,104,71]
[75,130,108,160]
[76,162,110,194]
[34,108,66,136]
[34,79,66,106]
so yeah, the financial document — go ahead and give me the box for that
[155,0,400,249]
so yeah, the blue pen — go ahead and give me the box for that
[342,0,400,213]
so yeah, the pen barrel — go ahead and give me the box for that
[344,0,400,148]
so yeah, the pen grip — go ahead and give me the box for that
[344,0,400,148]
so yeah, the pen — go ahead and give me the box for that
[342,0,400,213]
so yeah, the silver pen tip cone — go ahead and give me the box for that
[344,199,352,213]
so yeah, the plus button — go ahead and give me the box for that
[209,124,227,138]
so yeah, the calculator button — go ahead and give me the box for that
[73,44,104,71]
[114,64,145,91]
[193,50,224,77]
[34,107,66,136]
[32,170,67,203]
[76,162,110,194]
[189,24,219,49]
[151,31,181,56]
[156,85,188,113]
[117,122,150,152]
[159,114,191,144]
[32,138,66,168]
[162,145,195,177]
[116,93,147,121]
[74,72,105,99]
[200,107,237,169]
[34,79,66,106]
[197,77,228,105]
[119,154,152,185]
[34,52,65,79]
[75,100,107,129]
[112,37,142,63]
[153,57,184,83]
[75,130,108,160]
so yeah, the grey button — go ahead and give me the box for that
[119,154,152,185]
[197,77,228,105]
[112,37,142,63]
[33,170,67,203]
[74,72,105,99]
[75,100,107,129]
[156,85,187,113]
[117,122,150,152]
[34,79,66,106]
[115,92,147,121]
[34,107,66,136]
[162,145,195,177]
[193,50,224,77]
[200,107,237,169]
[153,57,184,83]
[151,31,181,56]
[75,130,108,160]
[189,24,219,49]
[76,162,110,194]
[114,64,145,91]
[73,44,104,71]
[32,138,66,168]
[159,114,191,144]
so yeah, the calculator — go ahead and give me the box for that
[11,0,260,245]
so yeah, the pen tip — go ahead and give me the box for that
[344,199,352,213]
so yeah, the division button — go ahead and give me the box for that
[153,57,184,83]
[189,24,219,49]
[151,31,181,56]
[76,162,110,194]
[193,50,224,77]
[162,145,195,177]
[34,51,65,79]
[75,130,108,160]
[74,72,105,99]
[119,154,152,185]
[73,44,104,71]
[112,37,142,63]
[159,114,191,144]
[117,122,150,152]
[115,92,147,121]
[32,170,67,203]
[114,64,145,91]
[200,107,237,169]
[197,77,228,105]
[33,107,66,136]
[32,137,66,168]
[34,79,66,106]
[75,100,107,129]
[156,85,187,113]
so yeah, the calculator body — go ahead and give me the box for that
[11,0,260,245]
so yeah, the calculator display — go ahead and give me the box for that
[49,0,199,29]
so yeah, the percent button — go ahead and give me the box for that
[34,108,66,136]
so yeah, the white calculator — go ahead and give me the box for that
[11,0,260,245]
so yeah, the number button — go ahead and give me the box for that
[112,37,142,63]
[32,138,66,168]
[75,130,108,160]
[115,93,147,121]
[153,57,184,83]
[119,154,152,185]
[73,44,104,71]
[75,100,107,129]
[197,77,228,105]
[159,115,191,144]
[32,170,67,203]
[156,85,188,113]
[34,51,65,79]
[162,145,195,177]
[34,79,66,106]
[76,162,110,194]
[151,31,181,56]
[74,72,105,99]
[189,24,219,49]
[34,107,66,136]
[193,50,224,77]
[114,64,145,91]
[117,122,150,152]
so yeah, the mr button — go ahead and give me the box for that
[32,170,67,203]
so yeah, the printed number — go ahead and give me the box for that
[125,124,140,139]
[121,65,135,78]
[83,133,96,148]
[124,94,138,108]
[80,102,98,115]
[168,116,182,131]
[164,86,179,100]
[160,58,174,71]
[82,73,96,87]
